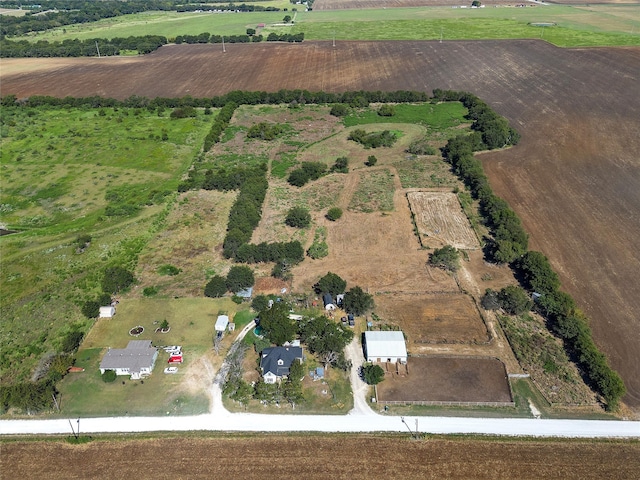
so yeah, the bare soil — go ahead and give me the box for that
[407,191,480,249]
[5,435,640,479]
[376,356,512,403]
[2,40,639,409]
[375,292,489,345]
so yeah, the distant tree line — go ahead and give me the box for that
[1,89,430,110]
[437,89,625,410]
[0,35,167,57]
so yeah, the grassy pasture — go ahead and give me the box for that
[344,102,467,129]
[0,106,211,384]
[18,6,640,47]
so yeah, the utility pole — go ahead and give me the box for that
[222,36,226,53]
[333,31,336,48]
[95,41,101,58]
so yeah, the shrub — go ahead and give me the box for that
[365,155,378,167]
[428,245,460,272]
[60,330,84,353]
[81,300,100,319]
[326,207,343,221]
[362,363,385,385]
[246,122,285,141]
[170,106,197,119]
[102,370,117,383]
[204,275,228,298]
[143,286,159,297]
[157,264,181,276]
[377,104,395,117]
[331,157,349,174]
[307,241,328,259]
[497,285,532,315]
[101,266,135,294]
[348,129,397,148]
[406,138,437,155]
[285,206,311,228]
[330,103,349,117]
[287,162,327,187]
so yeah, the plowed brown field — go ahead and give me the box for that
[2,40,639,410]
[3,435,640,479]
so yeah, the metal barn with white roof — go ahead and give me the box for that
[364,331,408,364]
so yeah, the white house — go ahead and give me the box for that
[99,306,115,318]
[364,331,408,364]
[260,346,303,384]
[215,315,230,332]
[99,340,158,379]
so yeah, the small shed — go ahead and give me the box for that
[99,306,115,318]
[236,287,253,300]
[215,315,230,332]
[364,331,408,364]
[323,293,335,310]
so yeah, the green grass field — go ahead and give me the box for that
[18,5,640,47]
[344,102,467,129]
[0,106,212,384]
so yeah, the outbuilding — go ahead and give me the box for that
[215,315,230,332]
[364,331,408,364]
[323,293,335,310]
[99,306,115,318]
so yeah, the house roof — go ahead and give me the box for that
[260,346,303,377]
[364,331,407,359]
[322,293,334,306]
[215,315,229,331]
[100,340,157,374]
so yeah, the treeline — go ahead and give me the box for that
[2,89,430,109]
[266,32,304,43]
[514,252,626,409]
[176,3,281,12]
[175,33,262,44]
[0,35,167,58]
[203,101,237,152]
[438,89,625,409]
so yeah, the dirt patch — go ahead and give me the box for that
[407,191,479,249]
[376,355,512,404]
[375,292,489,345]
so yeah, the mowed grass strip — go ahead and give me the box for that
[343,102,467,129]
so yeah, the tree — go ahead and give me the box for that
[497,285,532,315]
[60,330,84,353]
[259,302,296,346]
[246,28,256,36]
[81,299,100,319]
[283,15,292,22]
[101,266,135,294]
[326,207,343,221]
[299,315,353,368]
[330,103,349,117]
[102,370,117,383]
[428,245,460,272]
[285,206,312,228]
[251,294,269,312]
[204,275,227,298]
[331,157,349,173]
[362,363,385,385]
[377,104,395,117]
[343,286,374,315]
[225,266,255,293]
[365,155,378,167]
[471,0,482,6]
[315,272,347,296]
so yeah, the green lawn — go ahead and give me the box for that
[343,102,467,129]
[56,297,251,416]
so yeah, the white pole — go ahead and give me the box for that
[222,36,226,53]
[95,41,101,58]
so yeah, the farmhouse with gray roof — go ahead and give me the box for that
[99,340,158,380]
[260,346,303,384]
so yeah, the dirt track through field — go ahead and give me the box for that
[2,40,639,409]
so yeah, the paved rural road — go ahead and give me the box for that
[1,321,639,438]
[1,412,639,438]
